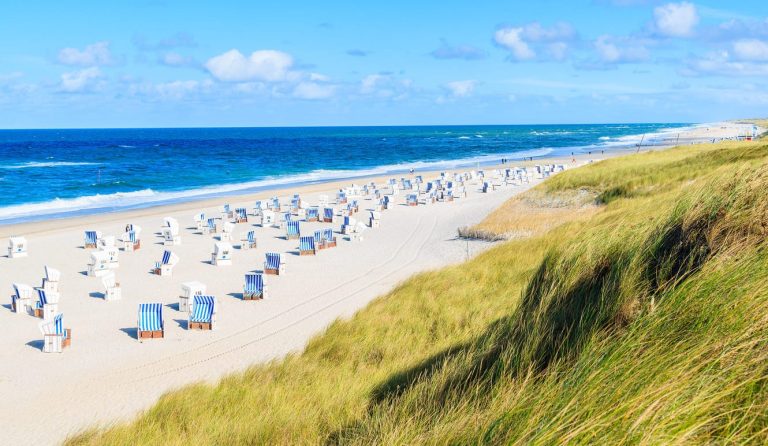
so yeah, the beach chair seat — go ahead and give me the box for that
[189,295,216,330]
[10,283,34,314]
[39,313,71,353]
[102,273,122,301]
[241,230,257,250]
[179,281,206,312]
[306,207,319,222]
[7,236,28,258]
[153,250,179,276]
[137,303,164,341]
[84,230,102,249]
[34,289,59,321]
[299,236,316,256]
[243,272,267,300]
[264,252,285,275]
[286,220,300,240]
[211,242,233,266]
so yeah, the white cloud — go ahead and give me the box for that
[445,80,476,97]
[733,39,768,61]
[653,2,699,37]
[58,41,113,66]
[683,50,768,76]
[292,82,336,99]
[160,52,196,67]
[494,22,576,61]
[594,35,650,63]
[360,74,388,93]
[359,74,413,99]
[494,28,535,60]
[59,67,103,92]
[204,49,293,82]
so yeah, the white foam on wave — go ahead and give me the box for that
[0,147,554,222]
[0,161,100,169]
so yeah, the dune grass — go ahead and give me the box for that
[69,139,768,445]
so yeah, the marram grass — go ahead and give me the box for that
[69,140,768,445]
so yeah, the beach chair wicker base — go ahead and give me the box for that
[307,217,318,222]
[326,241,337,248]
[243,293,264,301]
[33,308,43,318]
[300,250,316,256]
[264,268,280,276]
[322,217,333,223]
[408,202,418,207]
[236,217,248,223]
[189,322,212,330]
[139,330,164,339]
[63,329,72,348]
[85,243,97,249]
[287,235,299,240]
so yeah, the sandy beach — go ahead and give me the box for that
[0,121,758,445]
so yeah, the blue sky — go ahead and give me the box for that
[0,0,766,128]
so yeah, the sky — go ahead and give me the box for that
[0,0,766,128]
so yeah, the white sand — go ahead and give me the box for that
[0,121,758,445]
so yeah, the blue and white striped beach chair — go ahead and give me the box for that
[11,283,33,314]
[314,230,325,250]
[286,220,300,239]
[337,191,347,204]
[407,194,418,206]
[84,230,100,249]
[241,230,257,250]
[323,207,334,223]
[264,252,285,275]
[235,207,248,223]
[34,289,59,321]
[189,295,216,330]
[223,203,233,219]
[382,196,390,209]
[299,236,316,256]
[153,250,179,276]
[243,272,266,300]
[323,228,337,248]
[290,198,300,213]
[206,218,217,234]
[137,303,164,341]
[306,207,319,222]
[193,212,206,231]
[271,197,281,211]
[39,313,70,353]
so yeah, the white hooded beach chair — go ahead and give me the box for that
[262,209,276,226]
[34,289,59,321]
[8,236,28,258]
[179,281,206,312]
[341,216,357,235]
[88,250,111,277]
[102,245,119,269]
[102,273,121,301]
[153,250,179,276]
[39,313,71,353]
[219,221,235,242]
[212,241,233,266]
[264,252,285,276]
[42,266,60,293]
[120,230,141,251]
[10,283,33,314]
[193,212,206,231]
[369,211,381,228]
[243,272,266,300]
[188,295,216,330]
[162,217,181,246]
[137,303,164,341]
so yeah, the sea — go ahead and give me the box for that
[0,123,698,224]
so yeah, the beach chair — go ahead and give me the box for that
[290,198,300,213]
[322,207,335,223]
[153,250,179,276]
[271,197,281,212]
[299,236,316,256]
[204,218,217,234]
[323,228,337,248]
[243,272,267,300]
[39,313,71,353]
[34,289,59,321]
[10,283,33,314]
[84,230,101,249]
[241,230,257,250]
[286,220,300,240]
[264,252,285,275]
[120,230,141,251]
[369,211,381,228]
[162,217,181,246]
[212,242,233,266]
[179,281,206,312]
[193,212,206,231]
[220,221,235,241]
[189,295,216,330]
[7,236,28,258]
[88,250,111,277]
[382,196,390,210]
[262,209,275,226]
[337,191,348,205]
[223,203,233,219]
[137,303,164,341]
[306,207,319,222]
[349,222,366,242]
[235,208,248,223]
[406,194,418,206]
[341,216,357,235]
[314,230,325,250]
[102,273,122,301]
[42,265,61,293]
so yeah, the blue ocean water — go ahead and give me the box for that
[0,123,693,223]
